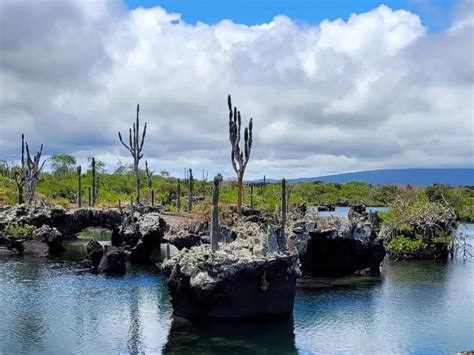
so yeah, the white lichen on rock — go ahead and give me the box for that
[162,221,300,290]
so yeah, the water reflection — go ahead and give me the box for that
[0,225,472,353]
[163,317,297,354]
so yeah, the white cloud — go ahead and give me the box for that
[0,0,472,179]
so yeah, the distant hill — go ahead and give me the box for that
[254,169,474,186]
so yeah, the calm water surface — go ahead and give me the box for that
[0,225,473,354]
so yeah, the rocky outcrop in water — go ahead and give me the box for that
[32,225,65,254]
[162,222,301,321]
[290,204,385,276]
[0,205,124,239]
[85,239,104,269]
[0,205,168,262]
[118,212,167,262]
[97,245,126,275]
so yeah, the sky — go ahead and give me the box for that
[0,0,473,179]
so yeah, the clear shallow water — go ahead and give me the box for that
[309,206,388,218]
[0,225,473,354]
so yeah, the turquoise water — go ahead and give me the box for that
[0,225,473,354]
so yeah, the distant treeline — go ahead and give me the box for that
[0,156,472,222]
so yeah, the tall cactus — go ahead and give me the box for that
[202,169,208,196]
[278,178,288,252]
[188,168,193,213]
[118,104,147,204]
[77,166,82,207]
[14,134,26,204]
[24,136,45,207]
[91,157,96,206]
[211,175,221,252]
[228,94,253,215]
[177,178,181,211]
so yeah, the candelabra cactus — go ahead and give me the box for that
[227,94,253,215]
[188,168,193,213]
[118,104,147,204]
[23,136,46,207]
[145,160,154,188]
[211,175,221,252]
[278,178,288,252]
[77,166,82,207]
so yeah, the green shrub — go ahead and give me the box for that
[386,235,426,253]
[433,233,453,245]
[4,221,34,238]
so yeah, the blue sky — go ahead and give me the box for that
[125,0,457,31]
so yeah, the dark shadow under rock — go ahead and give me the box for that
[163,316,297,354]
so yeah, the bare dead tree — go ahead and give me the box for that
[118,104,147,204]
[24,136,46,207]
[228,94,253,215]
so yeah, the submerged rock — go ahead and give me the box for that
[97,246,126,275]
[162,222,300,322]
[290,204,385,276]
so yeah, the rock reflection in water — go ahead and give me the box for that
[163,317,297,354]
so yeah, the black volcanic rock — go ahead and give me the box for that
[290,204,385,276]
[86,239,104,269]
[97,246,126,275]
[162,222,300,322]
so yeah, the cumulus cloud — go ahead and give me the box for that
[0,0,472,179]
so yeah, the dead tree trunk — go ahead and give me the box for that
[24,136,45,207]
[77,166,82,207]
[228,94,253,215]
[278,178,288,252]
[211,175,220,252]
[188,168,193,213]
[118,104,147,204]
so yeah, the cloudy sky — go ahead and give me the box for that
[0,0,473,180]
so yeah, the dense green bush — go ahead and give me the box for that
[4,221,34,238]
